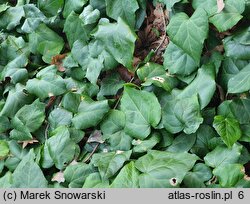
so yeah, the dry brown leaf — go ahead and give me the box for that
[217,0,225,13]
[51,54,67,72]
[21,139,39,148]
[51,171,65,183]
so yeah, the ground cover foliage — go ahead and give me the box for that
[0,0,250,188]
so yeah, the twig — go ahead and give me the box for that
[45,123,50,140]
[83,143,100,163]
[154,4,167,54]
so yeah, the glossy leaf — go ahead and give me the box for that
[120,86,161,139]
[213,115,242,147]
[167,8,208,64]
[72,99,110,130]
[135,150,198,188]
[94,18,137,70]
[204,144,242,168]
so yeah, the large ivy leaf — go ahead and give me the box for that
[13,99,45,133]
[135,150,198,188]
[72,99,110,130]
[94,18,137,70]
[105,0,139,28]
[192,0,245,32]
[177,64,216,109]
[83,172,110,188]
[0,6,24,30]
[137,62,178,92]
[167,8,208,64]
[37,0,64,17]
[46,127,76,170]
[48,108,73,129]
[26,65,66,99]
[163,42,198,76]
[0,84,34,118]
[4,141,29,171]
[162,94,203,134]
[213,115,242,147]
[111,161,140,188]
[12,150,48,188]
[191,125,217,158]
[71,40,118,84]
[166,132,197,153]
[0,36,29,66]
[91,150,132,179]
[29,24,64,63]
[204,143,242,168]
[229,98,250,124]
[63,0,88,18]
[183,163,212,188]
[0,54,28,84]
[0,116,10,133]
[219,57,249,90]
[213,163,244,187]
[63,11,89,48]
[101,110,132,151]
[64,163,94,188]
[132,132,160,153]
[120,86,161,139]
[21,4,47,33]
[223,27,250,60]
[228,64,250,93]
[97,73,125,99]
[0,172,12,188]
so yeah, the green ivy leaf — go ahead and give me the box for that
[29,24,64,63]
[63,11,90,48]
[48,108,73,130]
[94,18,137,70]
[228,64,250,93]
[101,110,132,151]
[167,8,208,64]
[12,150,48,187]
[105,0,139,28]
[163,42,198,75]
[135,150,198,187]
[91,150,132,179]
[37,0,64,17]
[46,127,76,170]
[26,65,66,99]
[192,0,245,32]
[162,94,203,134]
[223,27,250,60]
[204,144,242,168]
[183,163,212,188]
[111,161,140,188]
[177,64,216,109]
[0,84,34,118]
[213,164,244,187]
[132,132,161,153]
[120,86,161,139]
[0,6,24,30]
[137,62,178,92]
[72,99,110,130]
[156,0,182,11]
[63,0,88,18]
[21,4,47,33]
[0,140,9,160]
[213,115,242,147]
[64,163,94,188]
[166,132,197,153]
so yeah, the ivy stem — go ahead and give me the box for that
[83,143,100,163]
